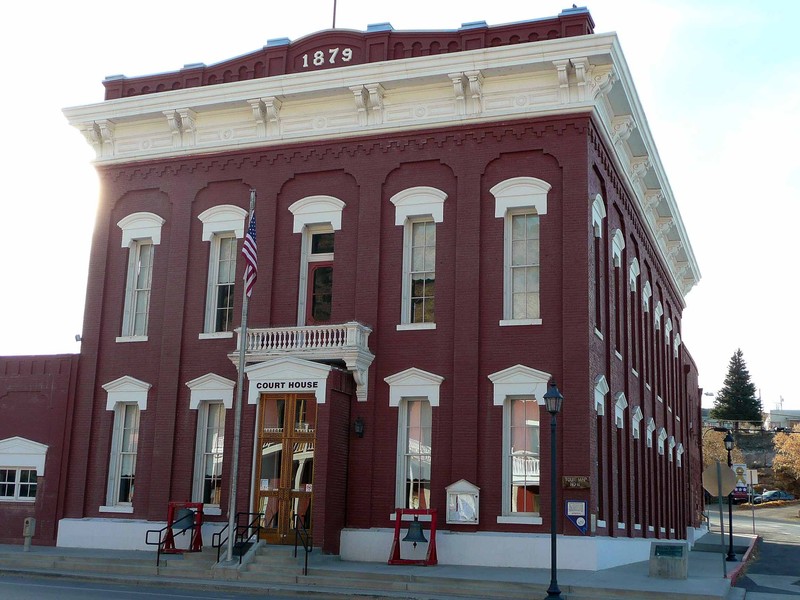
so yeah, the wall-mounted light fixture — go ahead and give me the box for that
[354,416,365,438]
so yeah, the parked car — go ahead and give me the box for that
[752,490,795,504]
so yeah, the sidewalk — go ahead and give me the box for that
[0,531,763,600]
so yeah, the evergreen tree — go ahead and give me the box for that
[709,349,762,428]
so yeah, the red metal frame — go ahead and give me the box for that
[387,508,437,566]
[162,501,204,554]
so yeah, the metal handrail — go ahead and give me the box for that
[293,513,312,575]
[145,517,197,567]
[212,511,263,564]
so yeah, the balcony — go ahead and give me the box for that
[231,321,374,401]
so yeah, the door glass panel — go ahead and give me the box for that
[259,495,279,530]
[294,397,317,432]
[260,443,282,490]
[291,443,314,491]
[262,399,285,433]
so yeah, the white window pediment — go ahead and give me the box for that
[288,195,345,232]
[246,357,331,404]
[642,281,652,312]
[0,437,48,475]
[611,229,625,267]
[594,375,609,415]
[488,364,551,406]
[646,418,656,448]
[491,177,551,218]
[591,194,606,238]
[102,375,152,410]
[629,257,640,291]
[117,212,165,247]
[631,406,644,439]
[658,427,668,455]
[390,186,447,224]
[186,373,236,409]
[198,205,247,240]
[614,392,628,428]
[385,367,444,407]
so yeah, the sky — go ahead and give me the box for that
[1,1,798,411]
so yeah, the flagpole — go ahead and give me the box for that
[226,188,256,563]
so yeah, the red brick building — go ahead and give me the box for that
[0,355,79,545]
[55,8,703,568]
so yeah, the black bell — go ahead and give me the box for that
[172,507,194,532]
[402,516,428,548]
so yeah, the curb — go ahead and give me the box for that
[726,535,760,585]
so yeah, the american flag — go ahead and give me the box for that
[242,211,257,298]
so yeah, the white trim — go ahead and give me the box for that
[487,364,551,406]
[591,194,606,238]
[396,323,436,331]
[102,375,151,411]
[491,177,551,218]
[611,229,625,267]
[614,392,627,429]
[245,357,332,404]
[288,195,345,232]
[642,281,652,312]
[594,375,609,415]
[117,212,165,247]
[628,257,640,291]
[384,367,444,407]
[197,204,247,241]
[631,406,643,439]
[186,373,235,410]
[500,318,542,327]
[0,437,48,476]
[389,186,447,225]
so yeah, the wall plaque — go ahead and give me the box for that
[562,476,590,489]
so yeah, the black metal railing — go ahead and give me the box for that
[293,513,313,575]
[145,515,195,567]
[212,512,263,564]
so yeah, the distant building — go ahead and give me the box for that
[767,410,800,431]
[2,8,705,569]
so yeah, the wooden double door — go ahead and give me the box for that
[254,394,316,544]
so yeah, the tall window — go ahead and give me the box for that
[508,397,540,513]
[390,186,447,329]
[195,402,225,506]
[0,468,37,501]
[491,177,550,326]
[117,212,164,341]
[198,204,247,337]
[124,241,154,337]
[409,220,436,323]
[400,399,432,509]
[111,403,140,505]
[509,212,540,320]
[210,235,237,332]
[288,195,345,326]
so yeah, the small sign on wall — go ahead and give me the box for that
[562,475,590,489]
[566,500,588,535]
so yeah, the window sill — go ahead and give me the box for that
[631,368,639,378]
[496,515,543,525]
[198,332,234,340]
[499,319,542,327]
[115,336,148,343]
[594,328,603,340]
[396,323,436,331]
[596,520,607,529]
[99,505,134,514]
[202,506,222,516]
[614,350,622,361]
[0,498,35,503]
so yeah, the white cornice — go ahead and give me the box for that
[64,31,699,298]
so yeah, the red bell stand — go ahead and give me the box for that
[162,501,204,554]
[388,508,438,566]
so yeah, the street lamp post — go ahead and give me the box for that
[544,380,564,599]
[723,432,736,562]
